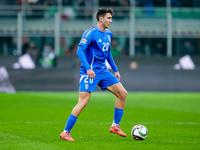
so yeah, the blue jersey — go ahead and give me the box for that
[77,25,118,75]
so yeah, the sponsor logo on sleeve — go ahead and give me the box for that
[81,38,87,44]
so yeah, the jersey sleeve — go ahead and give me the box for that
[77,28,95,71]
[107,31,118,72]
[79,27,95,49]
[107,51,119,73]
[77,46,91,70]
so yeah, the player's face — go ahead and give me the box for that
[102,13,112,29]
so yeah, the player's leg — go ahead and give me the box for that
[61,73,100,141]
[106,83,128,137]
[71,92,91,117]
[107,83,127,110]
[65,92,91,131]
[98,72,127,129]
[60,92,91,141]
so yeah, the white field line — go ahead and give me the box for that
[0,121,199,125]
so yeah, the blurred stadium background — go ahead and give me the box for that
[0,0,200,93]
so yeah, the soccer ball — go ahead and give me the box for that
[131,124,148,140]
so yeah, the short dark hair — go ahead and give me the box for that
[96,8,114,21]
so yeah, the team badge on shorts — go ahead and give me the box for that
[85,84,89,89]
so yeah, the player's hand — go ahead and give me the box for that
[114,72,120,81]
[87,69,96,79]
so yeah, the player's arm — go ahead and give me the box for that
[77,28,96,79]
[107,51,120,80]
[77,46,96,79]
[77,46,91,70]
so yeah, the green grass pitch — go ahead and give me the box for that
[0,92,200,150]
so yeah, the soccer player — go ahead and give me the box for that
[60,8,128,141]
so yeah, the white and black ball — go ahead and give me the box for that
[131,124,148,140]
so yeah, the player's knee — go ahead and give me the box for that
[78,98,89,108]
[79,92,90,106]
[82,99,89,107]
[123,90,128,99]
[119,90,128,100]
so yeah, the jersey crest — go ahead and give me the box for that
[107,35,111,42]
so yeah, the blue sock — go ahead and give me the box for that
[114,108,124,125]
[64,114,77,132]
